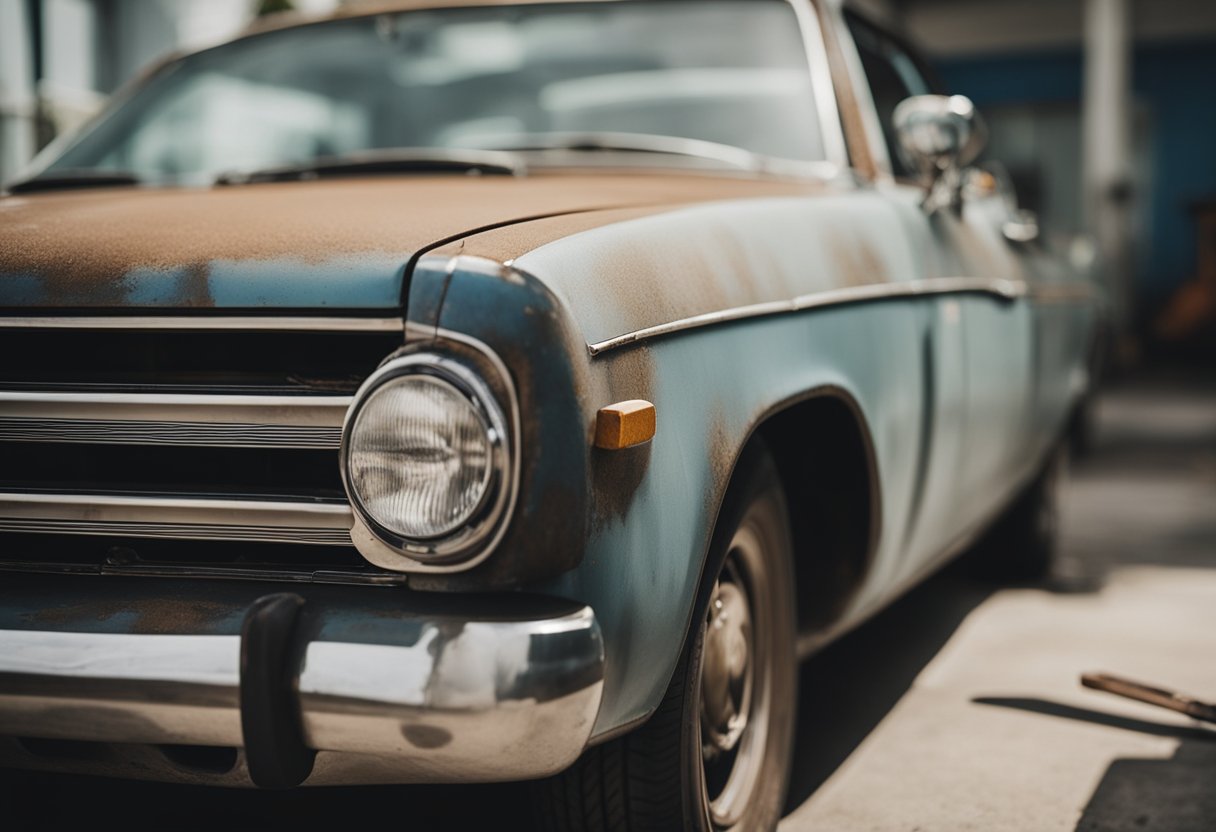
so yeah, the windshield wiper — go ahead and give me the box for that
[472,131,764,172]
[5,169,142,195]
[214,148,524,185]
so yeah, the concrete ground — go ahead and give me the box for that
[3,372,1214,830]
[781,371,1216,832]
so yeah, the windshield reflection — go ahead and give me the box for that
[44,0,825,185]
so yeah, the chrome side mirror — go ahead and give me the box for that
[893,94,987,212]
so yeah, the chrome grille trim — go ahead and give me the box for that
[0,561,406,585]
[0,493,354,547]
[0,391,351,427]
[0,316,404,332]
[0,322,397,570]
[0,520,352,545]
[0,416,342,448]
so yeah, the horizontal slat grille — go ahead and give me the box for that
[0,319,402,580]
[0,417,343,448]
[0,520,353,545]
[0,533,400,584]
[0,492,353,546]
[0,327,400,394]
[1,442,345,498]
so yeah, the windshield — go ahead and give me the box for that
[42,0,825,185]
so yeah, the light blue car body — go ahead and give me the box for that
[0,0,1099,782]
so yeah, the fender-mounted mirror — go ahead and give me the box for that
[893,94,987,212]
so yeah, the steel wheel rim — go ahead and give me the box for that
[698,520,773,828]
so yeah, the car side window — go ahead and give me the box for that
[845,12,938,179]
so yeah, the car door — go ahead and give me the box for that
[842,10,1036,571]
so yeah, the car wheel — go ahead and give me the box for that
[967,444,1065,583]
[537,443,797,832]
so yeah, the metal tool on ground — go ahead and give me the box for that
[1081,672,1216,725]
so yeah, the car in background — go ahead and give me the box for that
[0,1,1098,829]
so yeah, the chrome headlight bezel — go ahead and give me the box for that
[340,348,517,572]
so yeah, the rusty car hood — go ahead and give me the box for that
[0,173,812,311]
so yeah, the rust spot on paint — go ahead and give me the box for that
[590,346,656,526]
[0,173,820,303]
[932,211,1025,281]
[26,598,237,635]
[590,442,652,528]
[701,405,738,525]
[603,343,655,408]
[705,405,735,488]
[828,233,887,288]
[180,262,215,308]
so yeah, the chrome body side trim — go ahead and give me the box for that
[0,493,354,546]
[0,316,404,332]
[0,594,604,784]
[0,391,351,427]
[586,276,1027,355]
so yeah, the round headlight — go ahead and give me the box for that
[342,353,512,565]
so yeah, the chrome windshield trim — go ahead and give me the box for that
[0,316,404,332]
[0,391,351,427]
[823,0,896,182]
[586,276,1028,355]
[793,0,850,169]
[0,492,354,547]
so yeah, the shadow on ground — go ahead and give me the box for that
[0,771,530,830]
[1077,740,1216,832]
[966,697,1216,832]
[783,570,993,811]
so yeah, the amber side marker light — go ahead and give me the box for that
[594,400,656,450]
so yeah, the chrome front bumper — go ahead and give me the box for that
[0,576,603,786]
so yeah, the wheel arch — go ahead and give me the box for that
[721,386,882,638]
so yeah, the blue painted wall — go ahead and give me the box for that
[937,41,1216,317]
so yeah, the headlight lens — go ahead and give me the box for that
[342,354,511,563]
[347,374,492,539]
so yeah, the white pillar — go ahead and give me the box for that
[1082,0,1134,346]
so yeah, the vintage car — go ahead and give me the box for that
[0,0,1098,828]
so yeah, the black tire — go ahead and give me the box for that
[536,443,798,832]
[966,445,1066,583]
